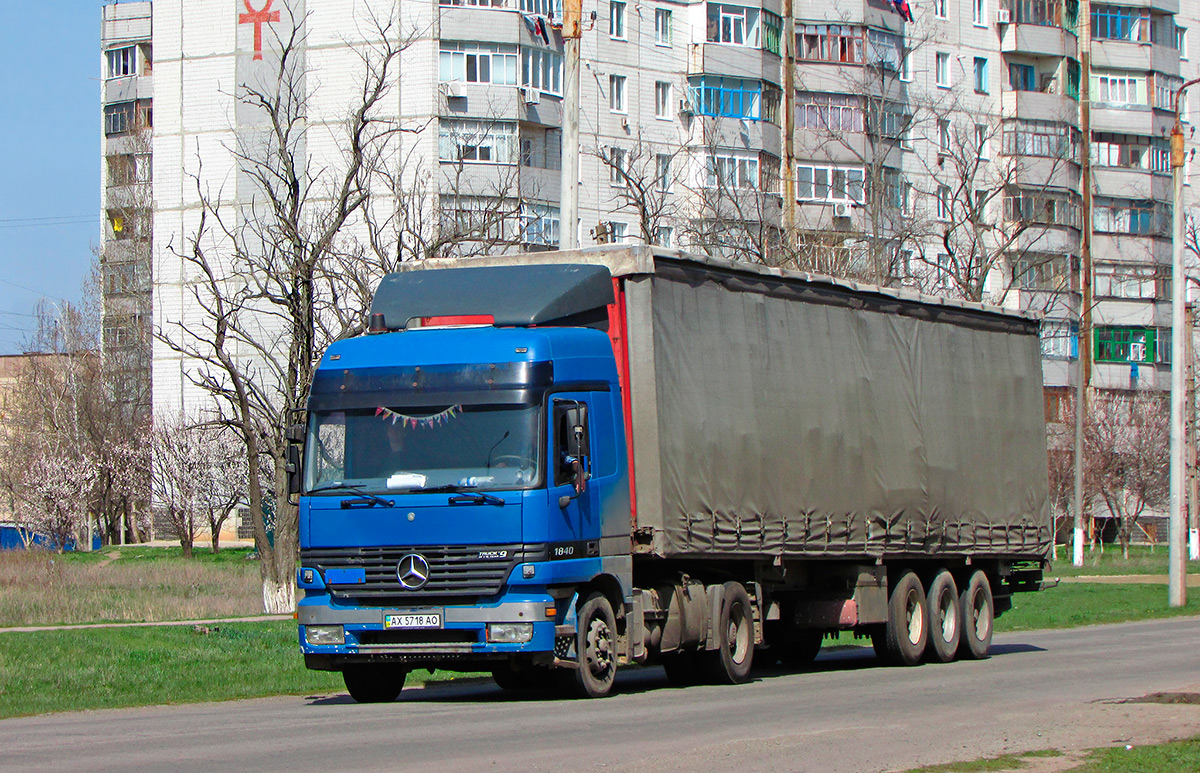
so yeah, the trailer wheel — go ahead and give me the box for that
[924,570,960,663]
[698,581,755,684]
[565,592,618,698]
[878,570,927,666]
[342,665,407,703]
[957,570,994,660]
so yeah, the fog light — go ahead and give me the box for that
[305,625,345,646]
[487,623,534,643]
[522,564,535,579]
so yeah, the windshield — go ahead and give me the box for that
[304,403,541,493]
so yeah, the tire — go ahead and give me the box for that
[879,570,928,667]
[778,629,824,670]
[697,581,755,684]
[565,592,618,698]
[342,665,407,703]
[957,570,994,660]
[924,569,960,664]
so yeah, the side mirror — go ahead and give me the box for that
[285,423,305,443]
[286,443,302,497]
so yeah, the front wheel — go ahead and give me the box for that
[565,592,618,698]
[697,581,755,684]
[342,665,407,703]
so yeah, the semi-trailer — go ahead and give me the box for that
[293,245,1050,700]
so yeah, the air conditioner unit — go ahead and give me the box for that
[521,86,541,105]
[443,81,465,98]
[833,201,853,219]
[997,8,1011,24]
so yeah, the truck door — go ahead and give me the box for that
[548,396,599,559]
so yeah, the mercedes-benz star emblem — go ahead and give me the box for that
[396,553,430,590]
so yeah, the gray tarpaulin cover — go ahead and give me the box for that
[644,261,1051,560]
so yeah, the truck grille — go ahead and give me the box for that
[301,544,539,602]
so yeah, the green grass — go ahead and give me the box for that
[1045,544,1187,578]
[997,582,1200,632]
[0,620,482,719]
[906,749,1062,772]
[1072,737,1200,771]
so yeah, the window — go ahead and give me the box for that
[1154,74,1183,110]
[1004,189,1080,226]
[973,0,986,25]
[1009,63,1036,91]
[655,8,672,45]
[867,29,902,70]
[796,92,863,132]
[708,4,760,47]
[934,0,947,18]
[107,154,151,186]
[656,153,673,192]
[438,120,519,164]
[1092,133,1170,172]
[520,204,561,245]
[1179,27,1189,58]
[520,0,562,16]
[795,163,866,202]
[763,12,782,55]
[1003,118,1078,158]
[107,208,150,241]
[868,102,909,140]
[707,153,761,189]
[902,182,914,215]
[654,226,673,247]
[1095,264,1168,299]
[936,254,952,288]
[610,75,627,112]
[106,46,136,79]
[1091,5,1151,42]
[521,48,563,94]
[796,25,863,63]
[1095,327,1157,364]
[104,102,137,136]
[936,52,950,87]
[938,119,951,152]
[611,222,629,242]
[1013,254,1071,290]
[899,49,911,81]
[689,76,762,119]
[610,0,626,38]
[609,147,627,186]
[655,81,672,119]
[761,85,782,125]
[442,0,513,8]
[1040,321,1079,359]
[974,57,989,92]
[1007,0,1079,26]
[441,43,519,85]
[936,185,951,220]
[1093,198,1165,235]
[1098,75,1138,105]
[975,124,989,158]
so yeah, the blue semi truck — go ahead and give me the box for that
[292,246,1050,701]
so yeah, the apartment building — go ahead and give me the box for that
[101,2,154,420]
[129,0,1198,414]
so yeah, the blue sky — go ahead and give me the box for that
[0,5,104,353]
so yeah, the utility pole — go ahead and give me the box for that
[1073,0,1094,567]
[1187,302,1198,560]
[782,0,795,250]
[1168,78,1199,607]
[560,0,582,249]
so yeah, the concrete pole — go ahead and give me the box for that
[559,0,582,250]
[1073,0,1094,567]
[1168,80,1197,606]
[1189,303,1199,560]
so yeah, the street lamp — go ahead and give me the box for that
[1168,77,1199,608]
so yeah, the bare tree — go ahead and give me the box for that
[1086,391,1169,558]
[589,130,687,245]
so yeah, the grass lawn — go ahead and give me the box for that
[906,737,1200,772]
[1045,544,1192,578]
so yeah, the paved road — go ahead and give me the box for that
[2,617,1198,773]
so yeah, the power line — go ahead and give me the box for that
[0,277,71,304]
[0,214,99,224]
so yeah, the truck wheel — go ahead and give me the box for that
[957,570,994,660]
[566,592,618,698]
[698,581,755,684]
[779,630,824,669]
[342,665,407,703]
[925,570,960,664]
[879,570,927,666]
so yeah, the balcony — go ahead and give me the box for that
[1092,39,1181,76]
[1089,105,1173,136]
[438,5,523,45]
[688,43,782,83]
[1001,90,1079,122]
[1000,23,1076,58]
[1092,166,1172,201]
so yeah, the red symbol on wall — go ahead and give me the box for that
[239,0,280,61]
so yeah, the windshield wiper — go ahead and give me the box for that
[418,484,506,507]
[309,482,395,508]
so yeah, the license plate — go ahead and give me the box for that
[384,612,442,629]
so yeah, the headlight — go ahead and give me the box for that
[305,625,345,645]
[486,623,534,643]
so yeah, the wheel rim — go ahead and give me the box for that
[971,590,991,641]
[938,587,958,644]
[585,616,614,679]
[727,603,750,664]
[905,588,924,646]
